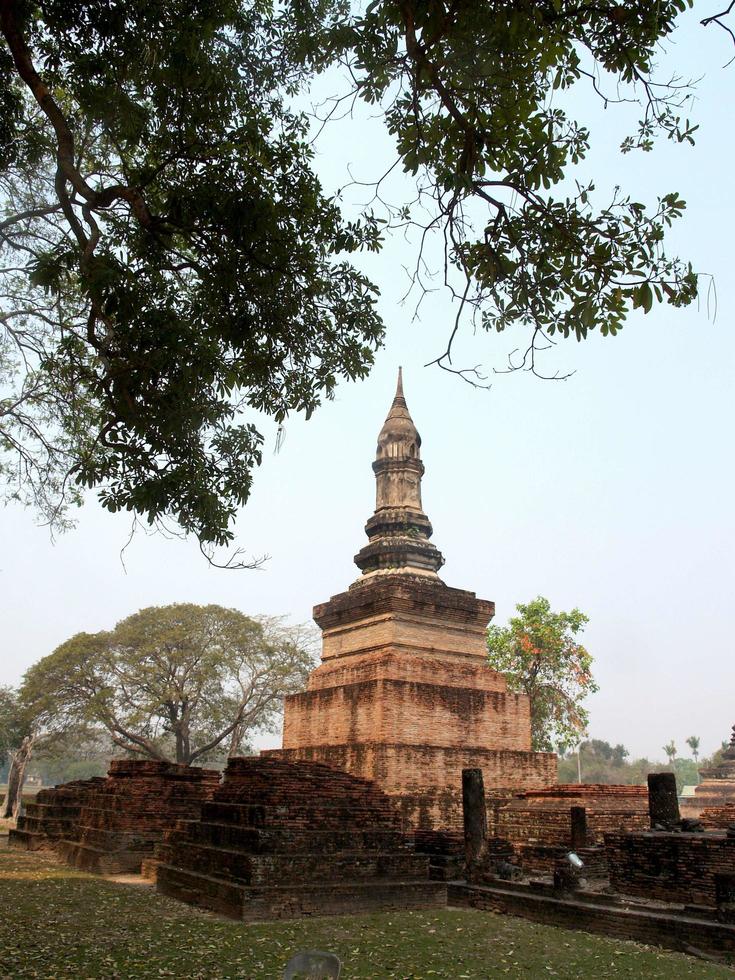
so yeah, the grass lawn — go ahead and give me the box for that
[0,842,732,979]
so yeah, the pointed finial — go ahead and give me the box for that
[391,366,406,409]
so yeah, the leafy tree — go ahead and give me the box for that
[339,0,698,375]
[0,686,22,763]
[558,739,641,786]
[686,734,700,764]
[0,679,93,818]
[582,738,629,767]
[486,595,597,752]
[673,756,699,793]
[21,604,315,766]
[0,1,708,544]
[0,685,33,818]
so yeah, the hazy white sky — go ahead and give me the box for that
[1,8,733,762]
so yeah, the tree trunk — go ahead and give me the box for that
[1,735,34,820]
[228,720,245,758]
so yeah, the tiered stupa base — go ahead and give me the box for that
[9,777,106,851]
[56,760,220,874]
[155,757,446,920]
[268,574,556,834]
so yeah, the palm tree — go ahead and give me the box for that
[663,740,677,767]
[686,735,701,785]
[686,735,700,764]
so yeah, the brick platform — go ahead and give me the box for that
[450,880,735,956]
[56,760,220,874]
[9,777,106,851]
[155,756,447,920]
[681,766,735,819]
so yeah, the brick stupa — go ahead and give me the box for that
[269,370,556,830]
[681,724,735,825]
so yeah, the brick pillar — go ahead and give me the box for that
[462,768,487,865]
[570,805,587,850]
[648,772,680,829]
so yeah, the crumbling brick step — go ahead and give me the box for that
[200,801,401,831]
[9,776,107,853]
[449,881,735,956]
[57,839,148,874]
[13,816,72,836]
[5,829,50,851]
[157,841,428,885]
[156,863,447,921]
[179,821,407,854]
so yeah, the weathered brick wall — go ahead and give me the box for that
[497,785,649,848]
[270,743,556,832]
[680,776,735,818]
[305,648,508,694]
[605,830,735,907]
[680,759,735,819]
[282,679,532,752]
[701,804,735,829]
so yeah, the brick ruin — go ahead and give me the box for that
[10,760,220,874]
[605,830,735,908]
[459,768,735,955]
[603,770,735,909]
[494,783,649,874]
[9,777,105,851]
[57,760,220,874]
[267,370,556,832]
[681,725,735,822]
[155,756,446,920]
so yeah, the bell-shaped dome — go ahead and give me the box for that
[376,368,422,460]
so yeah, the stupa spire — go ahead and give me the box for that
[395,365,404,400]
[354,369,444,578]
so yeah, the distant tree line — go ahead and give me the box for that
[557,737,725,793]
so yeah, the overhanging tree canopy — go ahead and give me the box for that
[0,0,714,546]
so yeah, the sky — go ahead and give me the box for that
[1,7,733,763]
